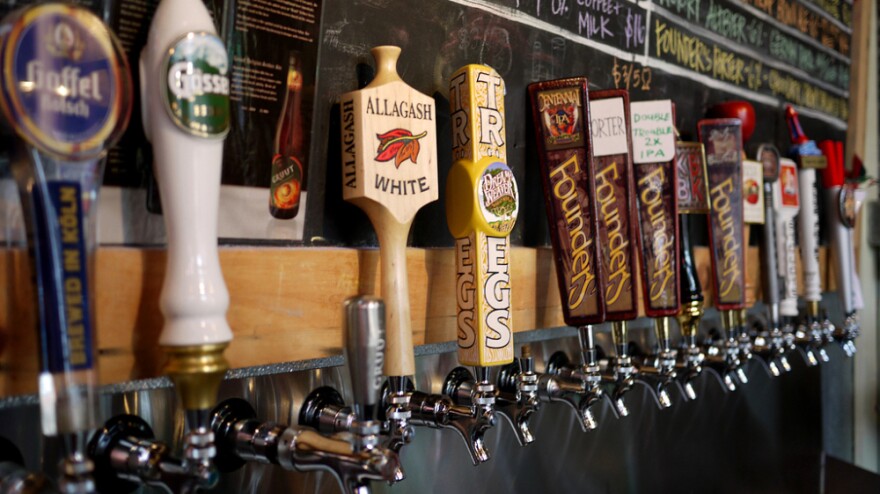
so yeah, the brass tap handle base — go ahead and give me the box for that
[163,343,229,413]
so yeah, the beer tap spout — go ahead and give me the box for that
[495,346,540,446]
[639,318,695,403]
[210,398,400,494]
[88,415,216,494]
[750,320,792,377]
[439,367,497,465]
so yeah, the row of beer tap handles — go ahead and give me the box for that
[284,50,863,493]
[0,7,864,490]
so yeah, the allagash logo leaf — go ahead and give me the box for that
[375,128,427,168]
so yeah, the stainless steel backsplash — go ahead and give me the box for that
[0,303,855,494]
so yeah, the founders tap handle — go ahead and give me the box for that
[697,119,746,314]
[343,296,386,422]
[630,100,680,320]
[528,78,605,328]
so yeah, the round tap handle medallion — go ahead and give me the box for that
[162,32,230,138]
[477,161,518,236]
[0,3,132,161]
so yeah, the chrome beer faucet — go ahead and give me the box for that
[300,297,493,466]
[212,296,400,493]
[703,313,749,391]
[211,398,400,494]
[639,318,695,402]
[495,346,540,445]
[602,322,670,416]
[436,366,498,463]
[542,325,616,430]
[89,416,212,494]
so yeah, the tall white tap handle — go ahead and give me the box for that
[774,159,800,317]
[825,186,856,315]
[141,0,233,347]
[796,166,821,303]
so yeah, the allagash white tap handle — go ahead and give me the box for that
[141,0,233,347]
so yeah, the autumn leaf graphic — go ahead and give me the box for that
[376,129,427,168]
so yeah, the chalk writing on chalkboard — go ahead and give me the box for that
[611,58,653,92]
[485,0,850,125]
[651,14,848,119]
[504,0,649,54]
[654,0,850,90]
[739,0,850,55]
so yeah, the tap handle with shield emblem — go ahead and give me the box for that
[340,46,439,378]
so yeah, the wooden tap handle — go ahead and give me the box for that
[341,46,438,377]
[373,212,415,376]
[630,99,680,318]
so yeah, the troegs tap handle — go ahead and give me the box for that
[341,46,439,377]
[343,296,387,422]
[446,64,518,367]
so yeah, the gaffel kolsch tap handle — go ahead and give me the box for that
[344,296,387,422]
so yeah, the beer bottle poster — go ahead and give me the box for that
[209,0,324,241]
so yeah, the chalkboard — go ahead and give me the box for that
[309,0,850,248]
[0,0,852,249]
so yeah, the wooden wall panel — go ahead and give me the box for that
[0,245,831,397]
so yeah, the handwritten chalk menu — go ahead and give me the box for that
[484,0,850,122]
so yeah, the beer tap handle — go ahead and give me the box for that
[795,162,821,309]
[784,106,825,313]
[820,139,859,353]
[629,100,683,405]
[698,118,748,386]
[443,64,517,461]
[678,215,704,310]
[343,296,386,423]
[0,5,133,492]
[758,147,781,331]
[341,46,439,378]
[141,0,234,489]
[775,160,801,319]
[446,64,517,369]
[674,140,711,392]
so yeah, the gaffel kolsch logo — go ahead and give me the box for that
[0,4,129,160]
